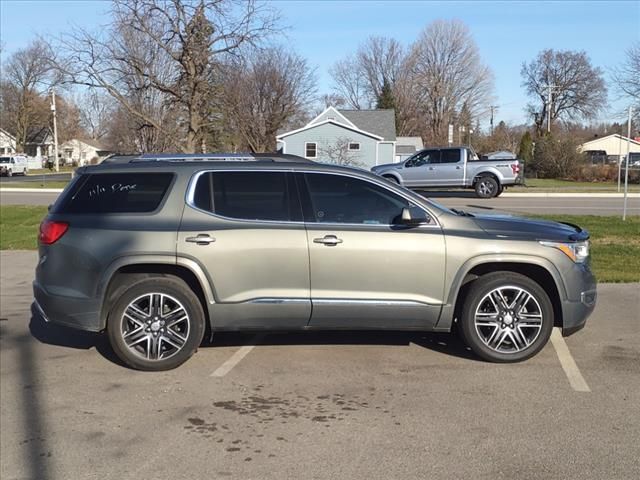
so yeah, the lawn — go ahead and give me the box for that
[0,206,638,282]
[515,178,640,193]
[0,205,48,250]
[0,181,70,189]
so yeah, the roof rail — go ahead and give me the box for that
[125,152,311,163]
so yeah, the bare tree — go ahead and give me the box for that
[0,40,60,151]
[56,0,279,153]
[521,49,607,136]
[222,46,317,152]
[78,90,115,141]
[329,36,404,110]
[611,43,640,121]
[318,137,364,167]
[409,20,494,144]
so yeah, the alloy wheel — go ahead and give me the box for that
[474,286,543,354]
[121,293,190,361]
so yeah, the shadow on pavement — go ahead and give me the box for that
[413,190,479,199]
[207,330,479,362]
[29,304,126,368]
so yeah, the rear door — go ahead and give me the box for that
[299,172,446,329]
[429,148,464,186]
[177,170,311,329]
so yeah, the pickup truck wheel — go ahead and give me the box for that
[459,272,553,363]
[474,176,499,198]
[107,276,205,371]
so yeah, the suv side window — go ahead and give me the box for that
[303,173,412,225]
[405,149,439,167]
[437,149,461,163]
[192,171,300,222]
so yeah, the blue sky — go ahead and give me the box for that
[1,0,639,127]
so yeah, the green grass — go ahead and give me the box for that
[0,181,69,189]
[515,178,640,192]
[26,166,76,175]
[534,215,640,283]
[0,205,48,249]
[1,206,638,282]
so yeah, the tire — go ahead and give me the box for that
[474,176,498,198]
[107,276,205,371]
[7,169,12,177]
[23,168,28,176]
[458,272,553,363]
[494,184,504,197]
[383,175,399,184]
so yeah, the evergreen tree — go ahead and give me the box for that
[376,78,395,110]
[518,131,534,163]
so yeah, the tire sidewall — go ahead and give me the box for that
[107,277,205,371]
[460,273,554,363]
[475,176,498,198]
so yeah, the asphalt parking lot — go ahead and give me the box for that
[1,251,639,480]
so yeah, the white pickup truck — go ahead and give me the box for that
[371,147,520,198]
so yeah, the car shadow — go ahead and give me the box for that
[29,304,128,368]
[413,189,480,199]
[29,302,479,365]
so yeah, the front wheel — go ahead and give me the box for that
[107,276,205,371]
[474,176,499,198]
[459,272,553,363]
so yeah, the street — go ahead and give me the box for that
[1,251,639,480]
[2,188,640,215]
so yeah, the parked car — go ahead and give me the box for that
[371,147,520,198]
[0,154,29,176]
[34,153,596,371]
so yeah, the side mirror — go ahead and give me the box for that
[399,207,430,226]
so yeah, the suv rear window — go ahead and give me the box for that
[191,171,300,222]
[56,173,174,213]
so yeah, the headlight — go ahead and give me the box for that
[540,240,589,263]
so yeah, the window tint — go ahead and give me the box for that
[192,171,298,222]
[406,150,438,167]
[57,173,173,213]
[304,173,411,225]
[438,149,461,163]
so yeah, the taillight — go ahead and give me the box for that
[39,220,69,245]
[511,163,520,175]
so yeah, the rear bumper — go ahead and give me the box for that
[33,281,103,332]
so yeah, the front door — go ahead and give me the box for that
[178,170,311,329]
[300,172,446,329]
[400,149,439,187]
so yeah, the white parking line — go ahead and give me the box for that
[550,328,590,392]
[210,334,264,377]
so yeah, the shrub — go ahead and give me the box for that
[531,135,584,179]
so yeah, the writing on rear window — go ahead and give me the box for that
[57,173,173,213]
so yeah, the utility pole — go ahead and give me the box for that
[544,85,559,134]
[489,105,499,136]
[50,88,59,172]
[623,106,633,221]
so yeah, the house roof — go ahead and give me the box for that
[26,127,53,145]
[338,109,396,141]
[63,138,110,151]
[580,134,640,148]
[0,128,16,141]
[276,119,383,141]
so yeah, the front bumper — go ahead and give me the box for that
[33,281,103,332]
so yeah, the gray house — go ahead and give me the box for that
[276,107,396,169]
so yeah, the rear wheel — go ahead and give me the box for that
[459,272,553,363]
[7,169,12,177]
[474,176,499,198]
[107,276,205,371]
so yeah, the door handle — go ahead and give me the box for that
[428,167,435,170]
[313,235,343,246]
[185,234,216,245]
[456,166,461,169]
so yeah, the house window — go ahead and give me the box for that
[348,142,360,151]
[305,142,317,158]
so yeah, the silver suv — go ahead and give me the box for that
[34,153,596,370]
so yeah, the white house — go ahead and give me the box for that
[59,138,112,166]
[276,106,396,169]
[0,128,17,155]
[578,134,640,161]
